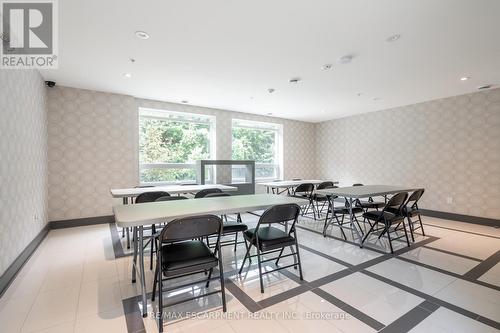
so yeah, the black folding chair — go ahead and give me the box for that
[352,183,386,211]
[132,191,171,257]
[289,183,315,218]
[313,181,335,216]
[402,189,425,242]
[323,193,365,239]
[238,204,303,293]
[194,188,223,198]
[203,193,248,251]
[151,215,226,333]
[361,192,410,253]
[121,185,157,249]
[148,196,189,269]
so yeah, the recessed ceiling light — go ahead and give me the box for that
[181,100,189,104]
[322,64,333,70]
[477,84,492,90]
[338,55,354,64]
[386,34,401,42]
[135,31,150,40]
[123,73,132,78]
[267,88,275,94]
[460,76,470,81]
[289,78,301,84]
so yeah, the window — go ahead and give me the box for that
[232,119,283,181]
[139,108,215,184]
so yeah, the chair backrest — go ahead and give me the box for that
[383,192,408,215]
[155,196,188,202]
[159,215,222,242]
[352,183,364,187]
[204,192,231,198]
[135,191,170,203]
[259,204,301,225]
[406,189,425,208]
[294,183,314,194]
[317,181,334,190]
[194,188,223,198]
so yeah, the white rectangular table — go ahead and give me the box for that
[113,194,309,317]
[315,185,420,246]
[258,179,339,195]
[110,184,238,201]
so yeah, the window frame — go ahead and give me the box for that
[231,118,283,181]
[138,108,216,185]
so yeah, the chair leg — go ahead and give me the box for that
[322,209,330,236]
[218,252,227,312]
[386,227,394,254]
[234,232,238,252]
[407,216,415,242]
[290,245,297,269]
[238,239,252,274]
[158,258,164,333]
[294,240,304,280]
[126,227,131,249]
[256,246,265,293]
[150,237,155,270]
[152,255,159,301]
[275,248,285,266]
[206,268,213,288]
[402,220,411,247]
[418,215,425,236]
[339,214,347,240]
[361,222,377,245]
[352,214,363,235]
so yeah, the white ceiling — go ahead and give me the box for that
[41,0,500,122]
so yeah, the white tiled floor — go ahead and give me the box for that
[321,272,424,325]
[366,258,457,295]
[0,216,499,333]
[478,262,500,287]
[409,307,499,333]
[399,247,480,275]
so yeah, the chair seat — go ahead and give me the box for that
[244,227,295,250]
[405,209,421,218]
[161,241,218,276]
[363,210,404,223]
[313,194,329,202]
[289,194,311,199]
[331,206,364,215]
[223,222,248,233]
[358,201,385,209]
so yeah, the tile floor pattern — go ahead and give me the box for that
[0,214,499,333]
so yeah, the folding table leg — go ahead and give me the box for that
[138,226,148,317]
[131,227,138,283]
[349,197,363,247]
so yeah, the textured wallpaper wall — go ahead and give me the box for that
[315,88,500,219]
[47,87,316,221]
[47,88,138,220]
[0,70,48,276]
